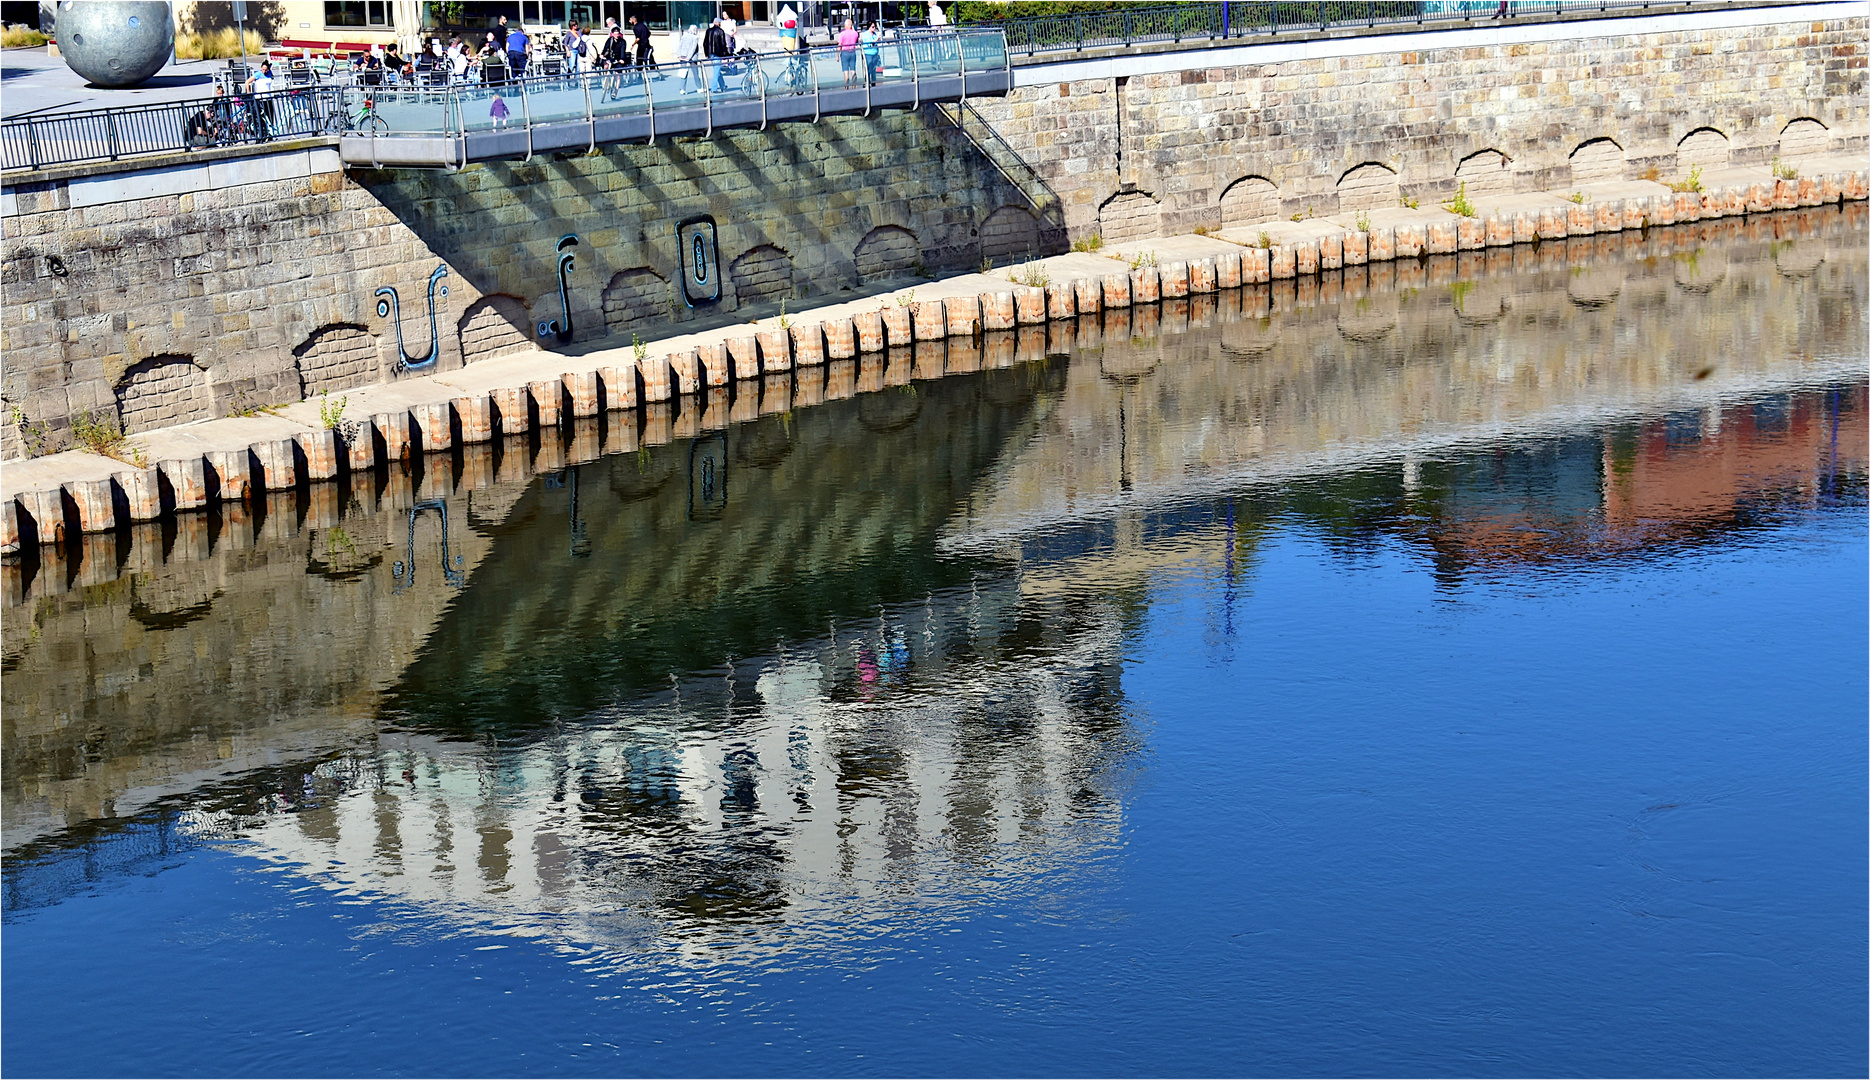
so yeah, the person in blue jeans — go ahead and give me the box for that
[506,24,530,79]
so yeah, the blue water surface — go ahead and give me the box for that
[6,505,1863,1078]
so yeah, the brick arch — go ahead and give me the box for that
[1777,117,1829,160]
[456,294,531,365]
[1098,190,1160,244]
[1454,149,1512,198]
[293,323,378,396]
[978,207,1040,263]
[1335,163,1398,214]
[1676,127,1729,170]
[116,354,211,434]
[853,226,922,280]
[1568,138,1625,184]
[1218,175,1279,228]
[729,244,795,307]
[601,267,672,334]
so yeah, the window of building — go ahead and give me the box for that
[325,1,391,27]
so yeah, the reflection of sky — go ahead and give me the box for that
[4,496,1863,1077]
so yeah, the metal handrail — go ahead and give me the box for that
[1,84,349,171]
[0,30,1008,172]
[978,0,1800,58]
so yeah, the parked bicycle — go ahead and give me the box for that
[322,95,388,134]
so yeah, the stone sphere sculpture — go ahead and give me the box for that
[57,1,175,88]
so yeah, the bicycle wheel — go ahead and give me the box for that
[363,113,389,134]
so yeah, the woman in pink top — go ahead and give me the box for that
[837,20,860,87]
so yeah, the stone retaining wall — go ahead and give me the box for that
[972,14,1867,241]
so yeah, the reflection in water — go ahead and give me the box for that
[2,207,1865,973]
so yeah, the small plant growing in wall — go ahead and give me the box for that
[776,300,791,330]
[1013,261,1050,288]
[1399,195,1420,210]
[1355,211,1371,233]
[1566,191,1591,204]
[8,405,52,458]
[979,256,995,273]
[1256,231,1272,249]
[1667,164,1705,194]
[1070,233,1105,253]
[1192,224,1213,237]
[1442,181,1477,218]
[896,290,915,308]
[1771,156,1798,181]
[1128,249,1159,269]
[1637,165,1661,183]
[319,389,348,430]
[72,410,145,467]
[633,332,648,363]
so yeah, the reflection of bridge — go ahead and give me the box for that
[342,30,1011,169]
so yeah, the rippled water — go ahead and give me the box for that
[4,208,1866,1077]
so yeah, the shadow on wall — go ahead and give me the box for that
[345,113,1067,368]
[180,1,286,39]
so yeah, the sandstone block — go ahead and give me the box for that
[1045,278,1077,318]
[694,343,729,386]
[881,305,913,347]
[1216,250,1242,288]
[1242,247,1271,282]
[114,466,163,521]
[911,299,945,340]
[411,401,453,451]
[823,317,857,359]
[1015,285,1048,324]
[490,386,532,432]
[757,327,793,372]
[791,323,826,366]
[158,457,209,511]
[18,488,66,544]
[529,378,565,426]
[1343,231,1369,266]
[636,357,672,402]
[726,333,761,379]
[853,309,886,351]
[1102,274,1131,308]
[562,370,601,415]
[1269,244,1296,279]
[667,350,702,394]
[1424,221,1456,255]
[452,394,495,442]
[66,478,116,533]
[374,411,414,459]
[981,290,1017,329]
[295,428,341,479]
[946,295,984,337]
[206,448,255,501]
[1159,261,1189,298]
[1456,216,1485,250]
[1130,267,1160,304]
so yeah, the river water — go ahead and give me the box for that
[4,207,1866,1077]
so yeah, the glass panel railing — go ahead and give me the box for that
[812,46,849,92]
[368,85,454,133]
[644,62,702,108]
[589,69,653,116]
[518,74,590,126]
[960,28,1009,71]
[457,84,517,132]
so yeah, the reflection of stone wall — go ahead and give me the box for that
[972,14,1865,239]
[0,474,525,851]
[953,206,1867,539]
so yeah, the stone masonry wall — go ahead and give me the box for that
[2,14,1863,456]
[971,15,1867,241]
[0,108,1040,456]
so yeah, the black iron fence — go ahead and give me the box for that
[986,0,1788,56]
[2,85,350,172]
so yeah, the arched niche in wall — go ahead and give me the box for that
[293,323,379,397]
[853,226,922,280]
[1335,162,1399,214]
[1568,138,1625,185]
[116,354,211,434]
[456,294,533,365]
[1098,189,1162,245]
[1218,175,1280,228]
[601,268,673,335]
[1777,117,1830,160]
[729,244,796,307]
[1676,127,1730,171]
[978,206,1041,263]
[1454,149,1512,199]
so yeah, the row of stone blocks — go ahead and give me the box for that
[5,174,1864,556]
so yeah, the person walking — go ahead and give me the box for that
[505,21,530,80]
[631,14,655,69]
[837,19,859,88]
[563,21,585,78]
[676,23,702,93]
[704,17,731,92]
[860,21,881,86]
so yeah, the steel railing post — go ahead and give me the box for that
[26,118,40,169]
[583,67,595,153]
[908,29,919,110]
[645,64,658,144]
[521,74,534,162]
